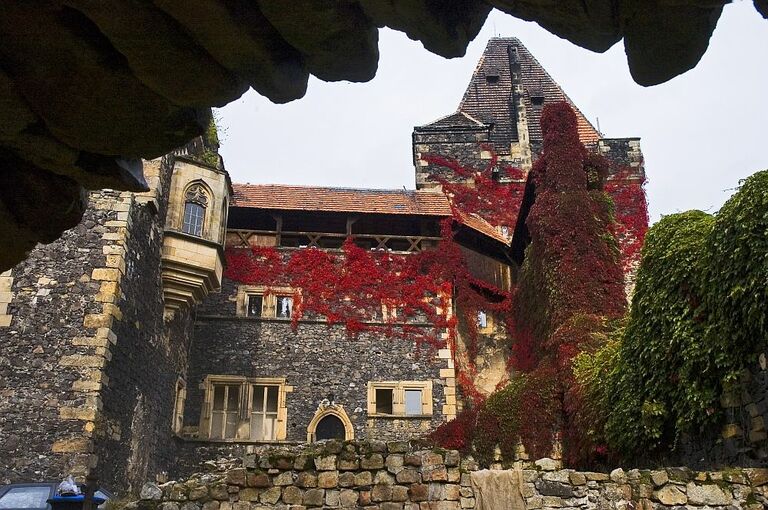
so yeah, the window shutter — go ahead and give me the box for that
[423,383,433,415]
[367,384,376,415]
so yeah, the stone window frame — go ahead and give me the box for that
[236,285,299,319]
[367,380,433,418]
[199,375,291,442]
[172,377,186,435]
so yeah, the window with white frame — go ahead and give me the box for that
[367,381,433,417]
[200,376,288,441]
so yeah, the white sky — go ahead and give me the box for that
[216,2,768,223]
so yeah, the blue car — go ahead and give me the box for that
[0,483,110,510]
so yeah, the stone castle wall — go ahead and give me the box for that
[182,276,454,449]
[132,440,767,510]
[0,157,196,493]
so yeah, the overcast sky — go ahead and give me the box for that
[216,2,767,223]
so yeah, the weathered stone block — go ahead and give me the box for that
[258,486,281,505]
[337,471,355,488]
[422,466,448,482]
[302,488,324,507]
[372,484,393,502]
[282,486,303,505]
[408,484,428,502]
[396,468,420,484]
[653,485,687,505]
[534,479,574,498]
[318,471,339,489]
[247,473,271,488]
[274,471,294,486]
[361,453,385,470]
[387,441,409,454]
[339,489,358,508]
[386,454,404,473]
[568,472,586,486]
[227,469,247,487]
[375,470,395,486]
[686,483,730,505]
[295,471,317,488]
[404,454,422,467]
[421,452,443,466]
[354,471,372,487]
[391,485,408,502]
[141,483,164,501]
[314,455,337,471]
[237,488,259,502]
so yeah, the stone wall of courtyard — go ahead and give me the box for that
[132,440,767,510]
[0,157,196,493]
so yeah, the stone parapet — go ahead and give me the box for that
[130,440,767,509]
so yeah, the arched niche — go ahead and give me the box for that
[306,404,354,443]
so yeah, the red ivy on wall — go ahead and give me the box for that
[226,101,649,467]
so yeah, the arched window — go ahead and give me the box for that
[182,183,209,237]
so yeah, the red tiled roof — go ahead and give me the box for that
[454,209,511,246]
[231,183,511,246]
[232,184,452,216]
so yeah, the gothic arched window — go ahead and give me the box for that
[182,183,209,237]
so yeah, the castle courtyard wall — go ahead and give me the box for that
[0,157,197,494]
[132,440,768,510]
[181,277,453,454]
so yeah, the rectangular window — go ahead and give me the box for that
[182,202,205,237]
[368,381,433,417]
[276,295,293,318]
[202,377,288,441]
[375,388,394,414]
[251,385,279,440]
[210,383,240,439]
[237,287,299,319]
[404,389,423,416]
[247,294,263,317]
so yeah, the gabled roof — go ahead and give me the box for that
[232,184,451,216]
[416,111,487,131]
[231,183,511,246]
[455,37,601,151]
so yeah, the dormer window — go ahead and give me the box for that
[182,183,209,237]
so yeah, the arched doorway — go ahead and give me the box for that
[306,404,354,442]
[315,414,346,441]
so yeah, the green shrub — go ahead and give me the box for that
[605,210,715,453]
[702,170,768,368]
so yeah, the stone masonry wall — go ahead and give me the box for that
[0,156,197,494]
[186,299,451,447]
[93,156,196,494]
[0,189,120,484]
[132,440,768,510]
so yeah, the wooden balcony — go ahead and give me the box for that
[228,229,442,253]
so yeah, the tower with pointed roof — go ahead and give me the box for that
[413,37,644,189]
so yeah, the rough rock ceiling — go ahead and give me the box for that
[1,0,765,270]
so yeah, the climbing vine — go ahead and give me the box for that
[226,101,652,466]
[574,170,768,458]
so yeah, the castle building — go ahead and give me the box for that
[0,38,645,494]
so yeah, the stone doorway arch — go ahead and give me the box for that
[307,403,354,442]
